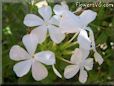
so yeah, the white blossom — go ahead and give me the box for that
[60,9,97,33]
[24,6,65,44]
[64,48,93,83]
[9,33,62,81]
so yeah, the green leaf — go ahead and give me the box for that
[96,32,108,44]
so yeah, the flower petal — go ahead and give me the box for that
[34,51,55,65]
[84,58,93,71]
[53,15,61,23]
[49,16,59,26]
[48,25,65,44]
[53,5,63,15]
[77,29,91,50]
[80,48,90,59]
[52,65,62,78]
[64,65,79,79]
[86,27,103,65]
[71,48,90,65]
[9,45,31,61]
[70,48,83,64]
[22,34,38,55]
[94,52,104,65]
[80,10,97,26]
[79,69,88,84]
[60,11,81,33]
[32,61,48,81]
[13,59,32,77]
[23,14,43,27]
[38,6,52,21]
[53,3,68,15]
[31,26,47,44]
[85,27,96,49]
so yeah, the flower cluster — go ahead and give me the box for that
[9,2,103,83]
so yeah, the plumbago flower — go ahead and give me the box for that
[9,33,62,81]
[56,3,103,65]
[64,48,93,83]
[24,5,65,44]
[56,2,103,83]
[59,9,97,33]
[64,30,93,83]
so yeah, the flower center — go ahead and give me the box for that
[44,21,49,26]
[32,55,35,58]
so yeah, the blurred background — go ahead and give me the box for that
[2,0,114,85]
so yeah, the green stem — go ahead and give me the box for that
[65,42,78,49]
[68,33,78,43]
[63,50,73,55]
[53,42,56,47]
[59,58,73,64]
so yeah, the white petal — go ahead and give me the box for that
[86,27,104,65]
[77,29,91,50]
[53,15,61,22]
[80,48,90,59]
[34,51,55,65]
[9,45,31,61]
[22,34,38,55]
[85,27,96,49]
[84,58,93,71]
[52,65,62,78]
[32,61,48,81]
[80,10,97,26]
[23,14,43,27]
[53,5,63,15]
[60,11,81,33]
[64,65,79,79]
[70,48,83,64]
[13,59,32,77]
[94,52,104,65]
[38,6,52,21]
[48,25,65,44]
[49,16,59,26]
[31,26,47,44]
[71,48,90,65]
[53,4,68,15]
[79,69,88,84]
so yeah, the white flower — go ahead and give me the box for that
[86,27,104,65]
[64,48,93,83]
[60,9,97,33]
[9,33,62,81]
[23,6,65,44]
[77,27,103,65]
